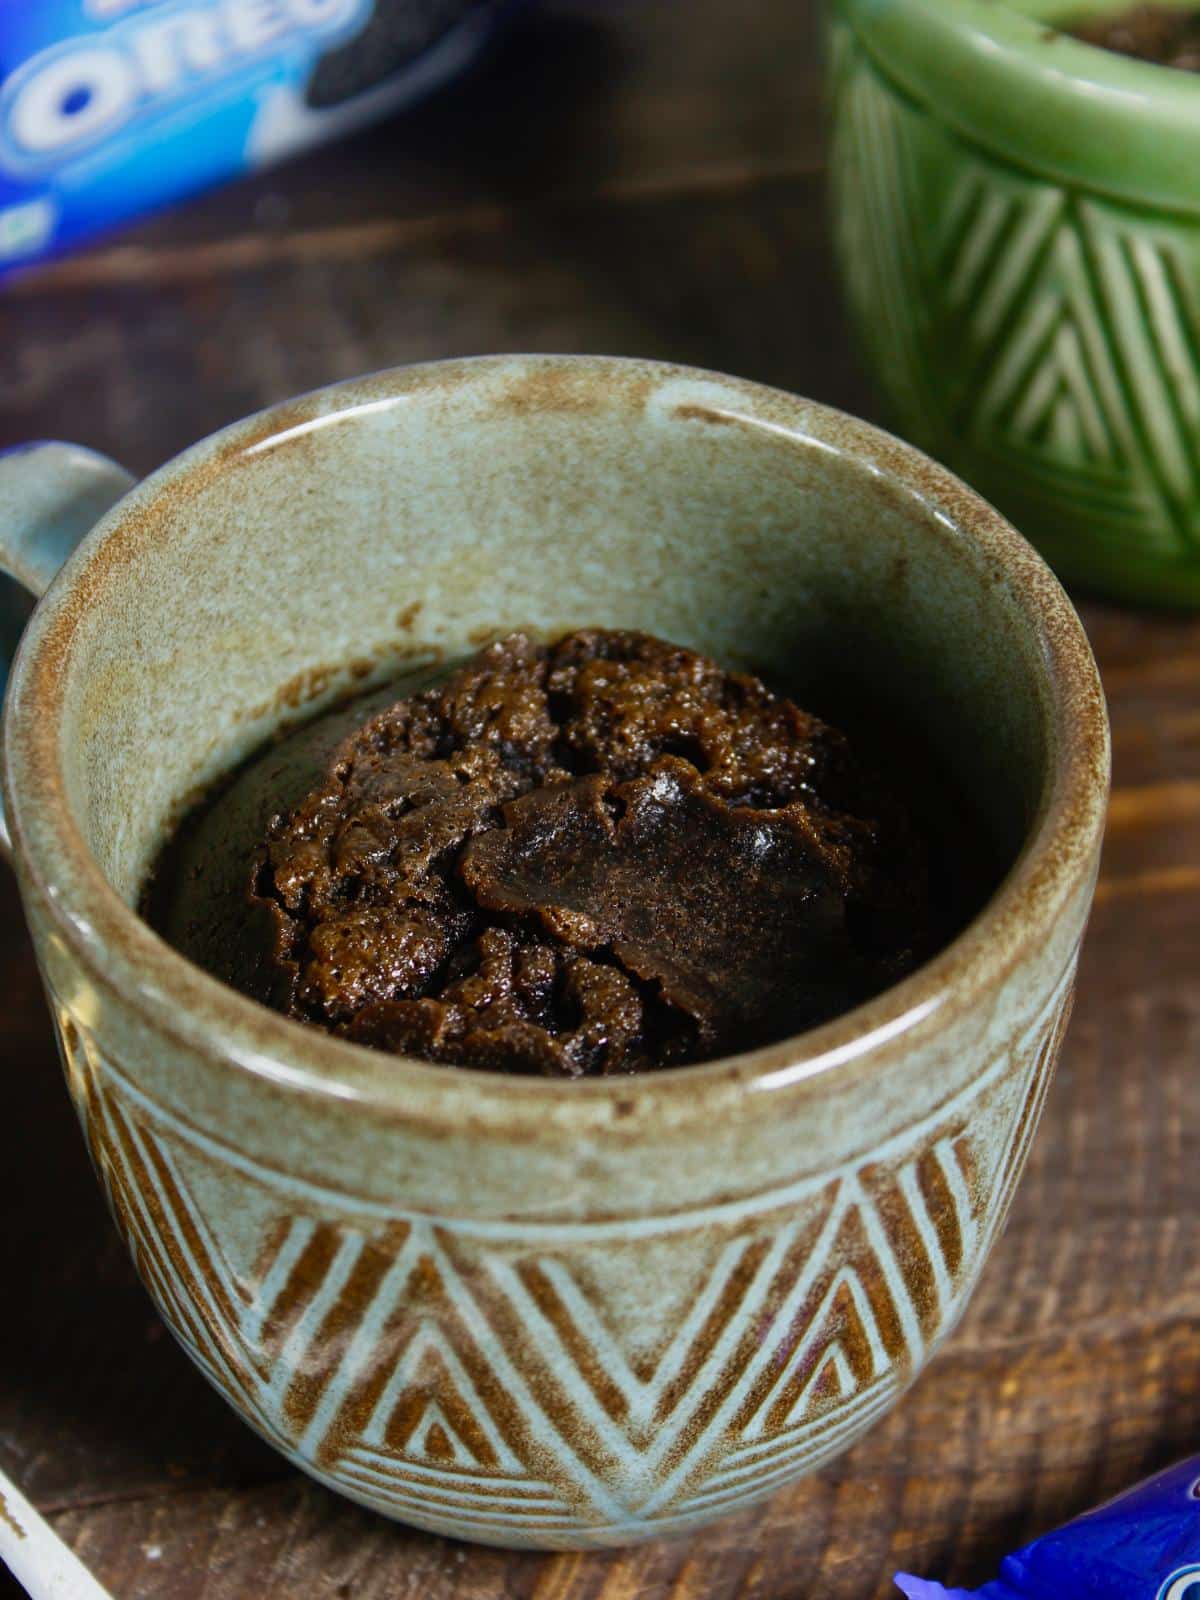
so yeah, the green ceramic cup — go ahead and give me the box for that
[829,0,1200,606]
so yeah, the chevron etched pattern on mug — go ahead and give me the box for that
[54,955,1075,1545]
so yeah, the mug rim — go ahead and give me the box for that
[839,0,1200,215]
[2,354,1111,1139]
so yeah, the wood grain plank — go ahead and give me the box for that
[0,169,868,479]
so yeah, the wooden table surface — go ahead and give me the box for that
[2,3,1198,1596]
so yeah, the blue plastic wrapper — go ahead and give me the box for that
[0,0,506,275]
[895,1457,1200,1599]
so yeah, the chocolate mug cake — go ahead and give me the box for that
[148,629,989,1077]
[1068,4,1200,68]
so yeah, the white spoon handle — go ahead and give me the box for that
[0,1466,117,1600]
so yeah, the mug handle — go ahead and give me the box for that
[0,442,137,858]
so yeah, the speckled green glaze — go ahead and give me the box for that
[0,358,1109,1548]
[830,0,1200,606]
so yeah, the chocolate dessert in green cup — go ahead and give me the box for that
[830,0,1200,606]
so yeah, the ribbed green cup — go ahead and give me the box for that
[829,0,1200,606]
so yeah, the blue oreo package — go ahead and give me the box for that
[0,0,503,274]
[896,1457,1200,1600]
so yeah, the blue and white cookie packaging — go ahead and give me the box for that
[0,0,502,272]
[896,1457,1200,1598]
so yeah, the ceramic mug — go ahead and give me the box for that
[0,357,1109,1549]
[829,0,1200,607]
